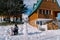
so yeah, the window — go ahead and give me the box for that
[45,10,51,15]
[39,10,49,15]
[36,21,42,25]
[43,10,45,14]
[46,10,49,15]
[52,0,55,3]
[39,9,42,14]
[40,21,42,25]
[36,21,39,24]
[39,10,45,14]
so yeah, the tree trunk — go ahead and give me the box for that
[20,14,22,22]
[7,17,10,23]
[15,17,17,23]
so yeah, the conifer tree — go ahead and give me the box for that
[0,0,27,23]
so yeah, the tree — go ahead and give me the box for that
[0,0,27,23]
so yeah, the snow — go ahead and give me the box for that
[24,0,37,6]
[0,23,60,40]
[24,0,37,15]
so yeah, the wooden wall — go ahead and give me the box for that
[29,12,38,28]
[29,12,38,22]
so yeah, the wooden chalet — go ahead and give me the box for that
[28,0,60,30]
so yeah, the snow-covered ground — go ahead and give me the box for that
[0,23,60,40]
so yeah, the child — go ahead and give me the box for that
[13,24,19,35]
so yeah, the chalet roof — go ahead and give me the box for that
[40,1,60,11]
[28,0,60,17]
[28,0,42,17]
